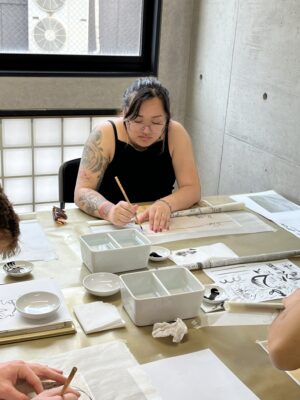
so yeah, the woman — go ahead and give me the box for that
[0,185,20,258]
[268,289,300,371]
[0,360,80,400]
[75,77,201,232]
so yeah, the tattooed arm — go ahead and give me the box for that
[74,122,138,225]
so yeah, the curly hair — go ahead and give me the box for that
[0,185,20,258]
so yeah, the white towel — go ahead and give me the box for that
[73,301,125,334]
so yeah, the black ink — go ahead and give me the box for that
[150,252,162,258]
[204,288,220,301]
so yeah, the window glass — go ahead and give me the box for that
[0,0,142,56]
[3,148,32,176]
[33,119,61,145]
[0,0,161,76]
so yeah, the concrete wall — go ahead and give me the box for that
[0,0,194,123]
[185,0,300,204]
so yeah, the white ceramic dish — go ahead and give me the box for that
[202,284,228,305]
[3,261,33,277]
[83,272,120,296]
[80,228,151,273]
[120,266,205,326]
[16,291,61,319]
[149,246,170,262]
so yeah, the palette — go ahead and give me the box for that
[80,228,151,273]
[3,261,33,277]
[120,266,204,326]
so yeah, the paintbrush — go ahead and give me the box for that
[114,176,143,230]
[60,367,77,396]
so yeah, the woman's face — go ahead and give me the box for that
[126,97,167,149]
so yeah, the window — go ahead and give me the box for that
[0,0,161,76]
[0,110,118,212]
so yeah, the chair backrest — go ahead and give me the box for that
[58,158,81,209]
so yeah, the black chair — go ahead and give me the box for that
[58,158,81,209]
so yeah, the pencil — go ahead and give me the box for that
[114,176,143,230]
[60,367,77,396]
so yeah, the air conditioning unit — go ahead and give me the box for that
[28,0,89,54]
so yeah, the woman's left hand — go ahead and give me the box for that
[32,386,80,400]
[138,200,171,232]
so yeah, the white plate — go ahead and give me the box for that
[83,272,120,296]
[3,261,33,277]
[16,291,61,319]
[202,284,228,305]
[149,246,171,262]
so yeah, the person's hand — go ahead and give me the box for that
[107,201,138,226]
[0,360,67,400]
[283,288,300,308]
[32,386,80,400]
[138,200,171,232]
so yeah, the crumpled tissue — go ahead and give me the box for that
[152,318,188,343]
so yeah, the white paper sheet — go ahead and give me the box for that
[205,259,300,302]
[231,190,300,238]
[0,278,72,335]
[90,211,275,245]
[169,243,238,265]
[141,349,259,400]
[2,219,57,262]
[73,301,125,334]
[32,341,162,400]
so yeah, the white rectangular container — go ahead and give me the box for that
[80,228,151,273]
[120,266,205,326]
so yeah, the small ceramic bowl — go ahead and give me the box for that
[202,284,228,305]
[3,261,33,277]
[83,272,120,296]
[149,246,171,262]
[16,291,61,319]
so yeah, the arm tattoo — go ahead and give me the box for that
[78,190,108,216]
[81,128,109,180]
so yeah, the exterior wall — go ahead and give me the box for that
[186,0,300,204]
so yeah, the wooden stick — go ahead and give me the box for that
[60,367,77,396]
[114,176,143,230]
[115,176,131,203]
[224,301,284,312]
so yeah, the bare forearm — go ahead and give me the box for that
[268,302,300,370]
[161,185,201,213]
[75,188,113,219]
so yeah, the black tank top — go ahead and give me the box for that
[98,120,176,204]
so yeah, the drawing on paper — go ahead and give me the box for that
[249,193,299,213]
[143,213,237,235]
[169,243,238,266]
[0,299,16,319]
[205,260,300,302]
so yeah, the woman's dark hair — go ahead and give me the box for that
[122,77,171,125]
[0,185,20,258]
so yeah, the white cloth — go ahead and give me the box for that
[152,318,188,343]
[73,301,125,334]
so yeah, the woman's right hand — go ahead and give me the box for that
[107,201,139,226]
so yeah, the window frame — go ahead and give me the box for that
[0,0,162,77]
